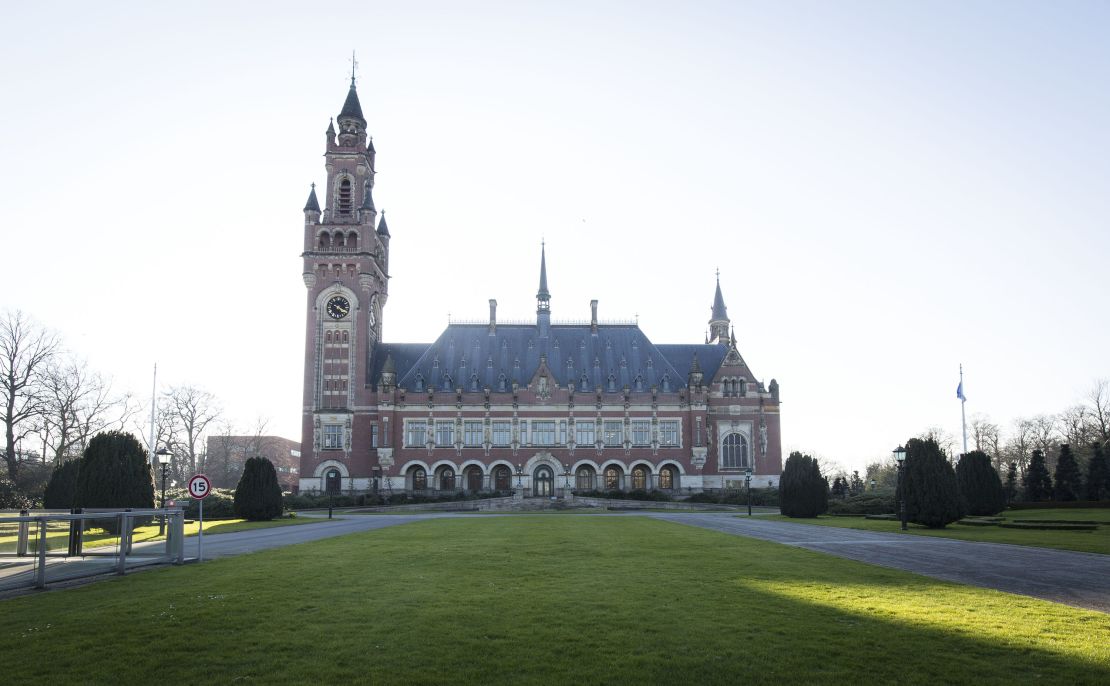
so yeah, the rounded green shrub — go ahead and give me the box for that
[955,450,1006,516]
[43,458,81,509]
[780,451,828,518]
[901,438,960,528]
[233,456,284,521]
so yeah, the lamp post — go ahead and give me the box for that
[156,448,172,535]
[893,446,907,531]
[563,462,571,489]
[870,478,876,491]
[744,467,753,517]
[516,463,523,489]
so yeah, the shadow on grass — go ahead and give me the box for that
[1,517,1107,685]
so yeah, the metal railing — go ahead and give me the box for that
[0,508,185,592]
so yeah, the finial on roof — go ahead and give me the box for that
[376,209,390,236]
[349,50,359,86]
[338,77,366,127]
[368,136,376,154]
[326,118,336,135]
[690,353,702,374]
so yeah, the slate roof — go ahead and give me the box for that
[303,184,320,212]
[371,324,732,393]
[338,82,366,125]
[711,277,728,321]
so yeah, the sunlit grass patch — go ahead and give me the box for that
[1,516,1107,685]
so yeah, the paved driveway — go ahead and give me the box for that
[649,513,1110,613]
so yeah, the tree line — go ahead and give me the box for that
[1,309,268,505]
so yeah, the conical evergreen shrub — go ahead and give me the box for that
[233,456,284,521]
[1053,444,1082,501]
[1022,450,1053,501]
[1004,462,1018,504]
[955,450,1006,516]
[74,431,155,533]
[1087,443,1110,501]
[780,451,828,518]
[43,459,81,509]
[901,438,960,528]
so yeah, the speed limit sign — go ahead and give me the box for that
[188,474,211,500]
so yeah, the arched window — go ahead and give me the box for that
[722,434,749,469]
[440,469,455,491]
[325,468,341,494]
[604,466,621,490]
[738,379,746,396]
[659,466,676,490]
[318,232,331,250]
[575,467,595,491]
[493,466,511,491]
[338,178,352,216]
[631,466,648,490]
[412,468,427,491]
[414,374,425,392]
[334,232,345,247]
[347,231,358,250]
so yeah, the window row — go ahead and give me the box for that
[402,419,681,448]
[721,378,747,397]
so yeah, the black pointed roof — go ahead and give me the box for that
[537,244,550,300]
[338,81,366,126]
[361,183,375,210]
[303,184,320,212]
[376,211,390,236]
[711,274,728,321]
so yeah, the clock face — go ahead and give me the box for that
[326,295,351,320]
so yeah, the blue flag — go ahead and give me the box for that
[956,381,966,401]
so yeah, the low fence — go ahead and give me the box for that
[0,508,186,593]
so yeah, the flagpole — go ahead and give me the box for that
[959,364,968,455]
[148,362,158,465]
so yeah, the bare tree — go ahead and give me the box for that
[1057,404,1094,456]
[161,385,221,483]
[1002,417,1034,475]
[920,426,956,460]
[38,359,137,463]
[1029,413,1060,470]
[1085,379,1110,445]
[968,413,1003,465]
[1,311,59,480]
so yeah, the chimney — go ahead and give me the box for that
[590,299,598,335]
[488,299,497,335]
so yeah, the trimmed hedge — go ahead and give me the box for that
[1008,500,1110,509]
[1000,522,1097,531]
[780,452,828,518]
[685,488,779,507]
[827,492,895,515]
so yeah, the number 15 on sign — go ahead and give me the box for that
[188,474,211,561]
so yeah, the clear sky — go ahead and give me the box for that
[2,1,1108,473]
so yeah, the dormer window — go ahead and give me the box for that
[338,178,352,216]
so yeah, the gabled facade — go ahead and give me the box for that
[299,81,782,495]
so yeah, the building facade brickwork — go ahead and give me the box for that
[298,81,782,496]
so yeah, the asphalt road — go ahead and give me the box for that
[649,513,1110,613]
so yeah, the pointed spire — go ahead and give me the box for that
[382,352,395,374]
[537,242,550,301]
[367,136,376,154]
[326,118,336,135]
[690,353,702,374]
[711,270,728,322]
[303,183,320,212]
[376,210,390,236]
[338,82,366,127]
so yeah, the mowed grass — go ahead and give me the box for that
[2,517,1109,685]
[0,516,320,553]
[765,508,1110,554]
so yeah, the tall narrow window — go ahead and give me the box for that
[575,420,595,446]
[631,420,651,446]
[722,433,749,469]
[338,178,352,216]
[370,424,379,448]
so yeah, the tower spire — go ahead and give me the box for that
[536,242,551,336]
[708,270,731,346]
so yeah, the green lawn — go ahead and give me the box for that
[0,516,319,553]
[2,517,1108,685]
[765,509,1109,555]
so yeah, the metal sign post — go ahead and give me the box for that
[187,474,212,562]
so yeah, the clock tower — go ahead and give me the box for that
[299,76,390,486]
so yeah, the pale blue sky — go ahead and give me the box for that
[2,1,1107,472]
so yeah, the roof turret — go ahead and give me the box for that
[376,211,390,237]
[337,80,366,127]
[303,183,320,212]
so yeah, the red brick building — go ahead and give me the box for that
[205,435,301,491]
[298,79,782,496]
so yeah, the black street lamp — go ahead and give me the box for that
[744,467,753,517]
[870,478,877,491]
[893,446,907,531]
[516,463,523,488]
[156,448,172,535]
[563,462,571,489]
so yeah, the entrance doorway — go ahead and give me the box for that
[325,468,341,495]
[533,465,554,497]
[466,467,483,493]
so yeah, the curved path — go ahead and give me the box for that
[649,513,1110,613]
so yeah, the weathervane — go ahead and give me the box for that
[349,50,359,85]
